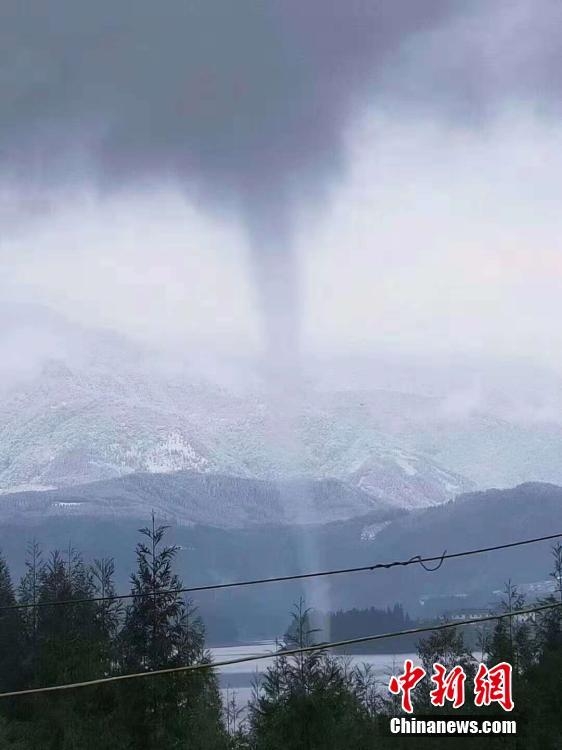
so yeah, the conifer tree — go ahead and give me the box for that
[0,552,24,707]
[520,545,562,747]
[30,547,120,749]
[535,542,562,653]
[18,541,45,688]
[118,515,226,749]
[414,624,476,715]
[91,557,123,674]
[488,580,532,673]
[247,599,376,750]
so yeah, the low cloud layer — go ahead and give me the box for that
[2,1,561,200]
[1,1,562,375]
[1,1,470,204]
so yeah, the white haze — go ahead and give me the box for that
[1,108,562,397]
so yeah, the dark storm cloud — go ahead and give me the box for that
[2,0,561,210]
[2,0,561,367]
[0,0,469,366]
[0,1,478,210]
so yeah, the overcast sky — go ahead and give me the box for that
[1,1,561,373]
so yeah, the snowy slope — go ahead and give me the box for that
[0,353,472,508]
[4,306,562,513]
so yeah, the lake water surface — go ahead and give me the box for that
[211,642,418,719]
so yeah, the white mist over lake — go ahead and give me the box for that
[212,641,419,719]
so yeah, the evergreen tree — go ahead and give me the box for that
[535,543,562,653]
[90,557,123,675]
[18,541,45,688]
[29,547,121,749]
[118,515,226,749]
[488,581,531,670]
[0,552,24,713]
[414,624,476,714]
[246,599,377,750]
[519,545,562,748]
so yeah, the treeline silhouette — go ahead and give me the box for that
[1,523,562,748]
[330,604,418,653]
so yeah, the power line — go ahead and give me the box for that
[3,530,561,613]
[0,600,559,699]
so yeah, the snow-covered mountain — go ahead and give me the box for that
[0,361,470,507]
[3,305,562,514]
[0,351,471,509]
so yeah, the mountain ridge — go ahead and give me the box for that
[4,305,562,511]
[0,469,403,528]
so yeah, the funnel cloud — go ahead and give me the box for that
[1,0,562,360]
[2,0,562,640]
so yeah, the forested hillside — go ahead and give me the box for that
[2,521,562,747]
